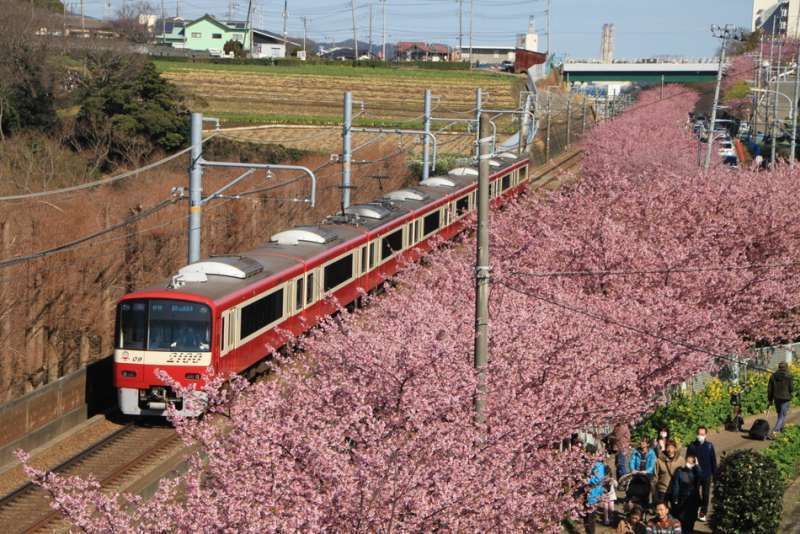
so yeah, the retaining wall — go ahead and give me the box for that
[0,356,114,470]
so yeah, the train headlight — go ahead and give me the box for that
[121,371,136,378]
[185,373,201,380]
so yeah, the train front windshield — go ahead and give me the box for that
[118,299,211,352]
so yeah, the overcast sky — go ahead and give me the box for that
[80,0,754,58]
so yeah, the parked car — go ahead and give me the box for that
[500,60,514,72]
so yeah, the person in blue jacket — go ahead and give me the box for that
[583,443,606,534]
[686,426,716,522]
[629,436,657,476]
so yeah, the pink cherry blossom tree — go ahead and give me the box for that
[20,86,800,531]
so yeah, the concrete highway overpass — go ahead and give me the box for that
[563,62,720,84]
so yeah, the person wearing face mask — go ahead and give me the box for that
[685,427,716,522]
[654,427,670,456]
[668,453,701,533]
[654,440,684,504]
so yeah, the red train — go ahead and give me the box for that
[114,153,531,416]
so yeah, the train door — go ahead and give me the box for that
[219,308,239,373]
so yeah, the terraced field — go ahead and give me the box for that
[156,61,520,124]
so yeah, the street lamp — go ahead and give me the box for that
[751,88,796,165]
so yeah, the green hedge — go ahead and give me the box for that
[635,363,800,446]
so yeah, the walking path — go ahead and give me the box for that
[593,408,800,533]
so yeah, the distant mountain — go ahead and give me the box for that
[309,38,396,59]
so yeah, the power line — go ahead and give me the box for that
[0,134,218,203]
[0,197,179,270]
[505,259,800,279]
[496,281,772,373]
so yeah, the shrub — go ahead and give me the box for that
[711,449,783,534]
[74,52,189,169]
[761,425,800,482]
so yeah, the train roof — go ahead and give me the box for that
[124,154,527,306]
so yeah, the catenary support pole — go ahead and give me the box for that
[474,87,482,160]
[772,42,783,166]
[581,93,587,134]
[518,94,530,155]
[188,112,203,264]
[342,92,352,209]
[545,91,551,160]
[422,88,432,180]
[566,88,572,146]
[473,111,491,427]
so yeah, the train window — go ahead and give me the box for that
[306,273,315,305]
[502,174,511,191]
[118,301,147,349]
[368,242,376,269]
[423,211,440,235]
[240,289,284,340]
[456,195,469,215]
[520,167,528,181]
[147,300,211,352]
[360,246,368,273]
[324,254,353,292]
[220,317,225,352]
[295,278,304,311]
[381,229,403,260]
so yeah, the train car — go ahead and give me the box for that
[114,153,531,416]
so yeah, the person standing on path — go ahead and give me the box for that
[654,440,684,504]
[685,427,715,522]
[768,361,794,435]
[668,453,702,534]
[646,502,682,534]
[584,444,606,534]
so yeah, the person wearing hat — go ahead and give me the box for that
[768,362,794,435]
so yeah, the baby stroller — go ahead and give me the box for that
[618,472,651,511]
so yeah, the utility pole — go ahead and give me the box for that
[189,113,203,264]
[705,24,738,170]
[80,0,85,30]
[342,92,353,209]
[227,0,236,21]
[422,89,432,180]
[772,42,783,166]
[660,74,665,99]
[282,0,288,46]
[160,0,165,44]
[545,0,551,52]
[792,50,800,165]
[302,16,308,57]
[245,0,254,57]
[474,87,482,160]
[175,0,181,18]
[458,0,463,52]
[754,33,764,133]
[351,0,359,60]
[473,111,492,427]
[368,3,373,58]
[381,0,387,60]
[468,0,474,66]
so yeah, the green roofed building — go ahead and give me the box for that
[155,14,299,58]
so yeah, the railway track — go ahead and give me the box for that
[0,423,181,533]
